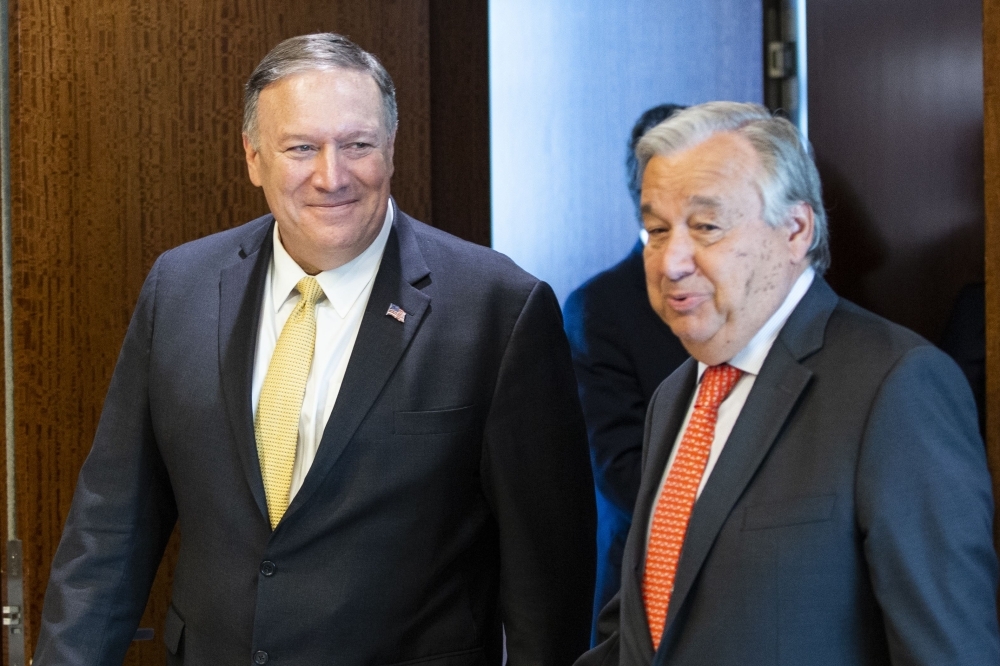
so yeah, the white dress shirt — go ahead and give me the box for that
[646,267,816,547]
[252,204,394,501]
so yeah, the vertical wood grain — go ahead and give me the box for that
[0,1,432,662]
[984,0,1000,567]
[428,0,490,245]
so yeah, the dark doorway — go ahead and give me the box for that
[805,0,984,344]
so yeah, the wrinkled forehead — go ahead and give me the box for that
[641,133,764,205]
[259,66,390,133]
[659,131,760,175]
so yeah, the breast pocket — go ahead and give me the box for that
[394,405,476,435]
[741,494,837,531]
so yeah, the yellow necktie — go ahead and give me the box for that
[255,276,325,529]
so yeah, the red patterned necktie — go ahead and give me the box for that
[643,363,743,649]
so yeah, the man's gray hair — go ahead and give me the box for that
[636,101,830,274]
[243,33,398,147]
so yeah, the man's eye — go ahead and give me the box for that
[346,142,372,150]
[644,227,670,243]
[289,145,315,153]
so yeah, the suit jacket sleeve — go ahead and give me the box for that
[563,287,646,514]
[483,280,596,664]
[856,345,1000,664]
[33,257,177,665]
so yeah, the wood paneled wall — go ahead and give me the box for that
[985,0,1000,561]
[0,1,489,662]
[429,0,489,247]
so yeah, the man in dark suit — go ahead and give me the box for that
[34,33,595,665]
[563,104,688,641]
[578,102,1000,664]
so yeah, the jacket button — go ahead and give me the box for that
[260,560,276,576]
[253,650,269,664]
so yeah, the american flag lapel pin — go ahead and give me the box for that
[386,303,407,323]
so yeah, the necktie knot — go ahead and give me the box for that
[296,276,324,308]
[695,363,743,410]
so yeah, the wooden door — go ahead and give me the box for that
[984,0,1000,568]
[808,0,984,344]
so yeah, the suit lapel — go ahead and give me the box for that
[285,206,431,520]
[218,216,275,522]
[662,278,837,634]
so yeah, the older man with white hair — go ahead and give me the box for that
[577,101,1000,665]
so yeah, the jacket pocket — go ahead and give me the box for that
[163,604,185,656]
[394,405,475,435]
[381,646,485,666]
[742,494,837,530]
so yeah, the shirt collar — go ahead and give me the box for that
[269,201,394,318]
[697,266,816,380]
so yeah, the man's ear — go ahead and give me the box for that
[243,133,263,187]
[783,202,815,264]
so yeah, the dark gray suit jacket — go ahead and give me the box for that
[577,278,1000,665]
[35,206,596,665]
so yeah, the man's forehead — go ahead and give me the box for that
[255,67,388,136]
[640,194,721,217]
[644,135,759,191]
[261,66,378,97]
[658,132,758,173]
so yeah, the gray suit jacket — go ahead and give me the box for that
[35,206,596,665]
[578,278,1000,665]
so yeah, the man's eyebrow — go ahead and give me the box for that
[277,128,381,142]
[276,133,322,143]
[640,196,721,216]
[688,195,722,209]
[338,127,381,138]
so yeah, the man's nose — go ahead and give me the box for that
[661,230,696,281]
[312,146,348,191]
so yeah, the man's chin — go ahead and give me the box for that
[671,324,731,365]
[664,315,713,345]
